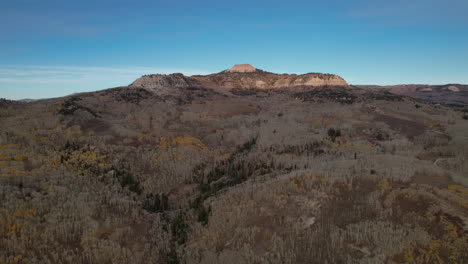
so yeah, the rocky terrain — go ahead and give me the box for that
[0,65,467,264]
[129,73,197,96]
[225,64,257,73]
[129,64,348,94]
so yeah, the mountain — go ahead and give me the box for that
[127,65,468,106]
[1,65,467,264]
[129,64,348,93]
[129,73,196,96]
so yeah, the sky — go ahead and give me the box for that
[1,0,468,100]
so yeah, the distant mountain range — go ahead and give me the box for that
[356,84,468,105]
[4,64,467,106]
[128,64,467,106]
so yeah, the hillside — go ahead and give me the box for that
[0,66,467,264]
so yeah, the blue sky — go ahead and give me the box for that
[1,0,468,99]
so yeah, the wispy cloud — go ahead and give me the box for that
[0,65,210,99]
[0,78,81,84]
[0,65,209,84]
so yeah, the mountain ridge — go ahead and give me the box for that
[128,64,349,93]
[357,84,468,105]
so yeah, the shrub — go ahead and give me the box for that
[236,136,258,154]
[197,204,211,226]
[376,132,385,141]
[276,141,324,156]
[327,128,341,142]
[191,196,211,226]
[114,167,142,195]
[116,89,152,104]
[171,213,188,245]
[142,193,169,213]
[58,97,100,117]
[166,243,180,264]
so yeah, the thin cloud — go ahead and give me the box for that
[0,65,210,84]
[0,65,211,99]
[0,78,81,84]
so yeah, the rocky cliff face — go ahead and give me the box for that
[128,64,348,94]
[225,64,257,73]
[192,71,348,90]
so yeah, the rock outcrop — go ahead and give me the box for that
[128,64,349,94]
[128,73,195,96]
[225,64,257,73]
[192,70,348,90]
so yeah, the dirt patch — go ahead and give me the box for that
[374,114,426,138]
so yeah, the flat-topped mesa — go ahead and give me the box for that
[225,64,257,73]
[127,64,349,95]
[191,64,348,90]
